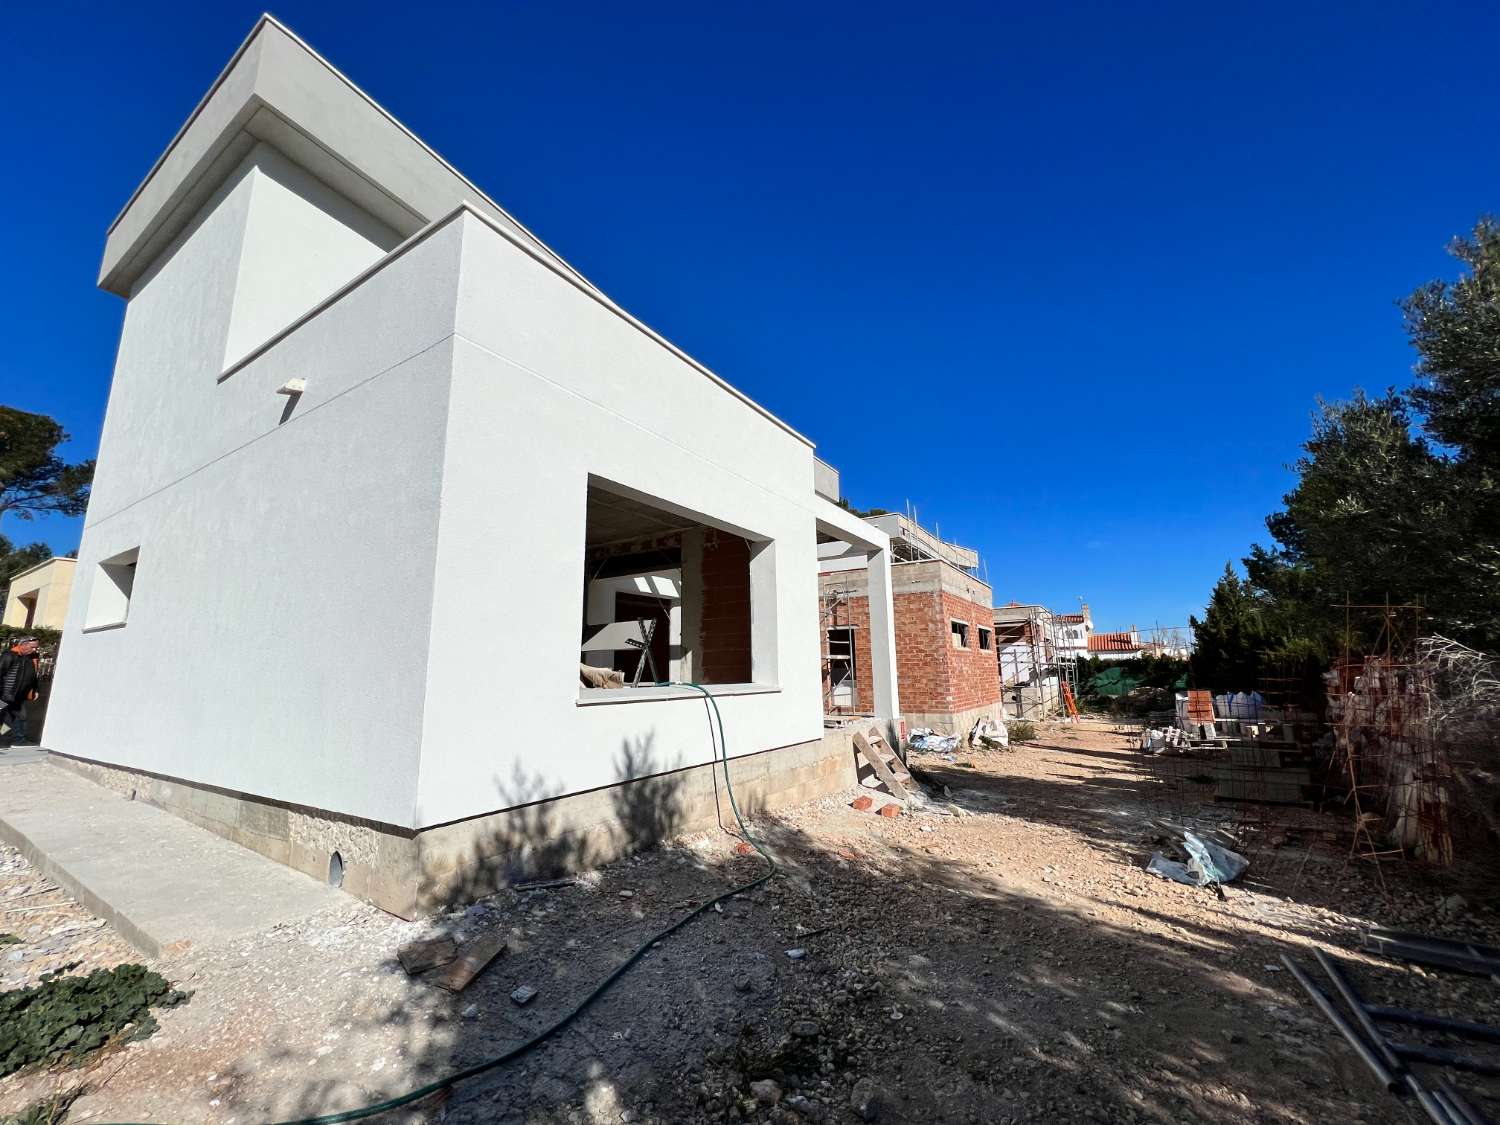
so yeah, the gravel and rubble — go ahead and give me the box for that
[4,723,1500,1123]
[0,845,139,990]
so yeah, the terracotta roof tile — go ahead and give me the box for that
[1088,631,1142,653]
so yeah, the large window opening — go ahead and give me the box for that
[580,481,761,692]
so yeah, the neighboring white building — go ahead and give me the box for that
[1087,628,1147,661]
[45,16,901,917]
[1054,603,1093,657]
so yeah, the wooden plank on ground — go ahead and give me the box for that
[432,934,507,993]
[398,936,458,975]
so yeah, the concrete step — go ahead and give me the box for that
[0,757,344,958]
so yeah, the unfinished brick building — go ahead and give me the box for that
[820,513,1003,735]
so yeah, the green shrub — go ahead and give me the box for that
[0,964,187,1077]
[1006,720,1038,743]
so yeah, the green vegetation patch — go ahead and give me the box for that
[0,964,187,1078]
[1,1086,85,1125]
[1006,720,1038,743]
[0,934,20,946]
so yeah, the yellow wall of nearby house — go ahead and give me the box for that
[3,558,77,631]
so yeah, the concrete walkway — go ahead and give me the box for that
[0,757,343,957]
[0,745,48,766]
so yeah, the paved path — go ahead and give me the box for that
[0,758,343,957]
[0,745,48,766]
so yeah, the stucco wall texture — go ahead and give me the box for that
[49,18,902,862]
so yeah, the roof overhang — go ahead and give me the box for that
[99,14,591,299]
[99,15,819,451]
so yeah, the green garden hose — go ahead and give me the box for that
[191,684,774,1125]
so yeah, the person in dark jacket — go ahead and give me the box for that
[0,636,41,747]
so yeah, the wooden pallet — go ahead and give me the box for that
[852,726,923,806]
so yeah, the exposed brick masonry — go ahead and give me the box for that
[698,532,752,683]
[821,571,1002,722]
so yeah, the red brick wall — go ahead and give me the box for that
[939,590,1003,713]
[833,588,1002,716]
[699,533,752,683]
[894,591,950,712]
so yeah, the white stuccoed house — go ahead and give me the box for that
[45,15,901,916]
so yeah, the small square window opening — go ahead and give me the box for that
[85,547,139,630]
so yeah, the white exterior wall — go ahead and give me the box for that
[52,16,905,839]
[46,182,467,828]
[223,144,400,366]
[411,214,828,828]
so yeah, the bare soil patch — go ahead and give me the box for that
[3,724,1497,1124]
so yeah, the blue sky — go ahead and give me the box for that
[4,1,1497,632]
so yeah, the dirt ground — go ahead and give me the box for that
[3,720,1499,1125]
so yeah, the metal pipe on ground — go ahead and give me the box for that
[1391,1042,1500,1078]
[1279,954,1399,1093]
[1363,934,1500,979]
[1366,1005,1500,1044]
[1370,930,1500,962]
[1436,1079,1494,1125]
[1312,948,1404,1074]
[1411,1075,1466,1125]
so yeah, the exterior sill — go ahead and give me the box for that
[577,683,780,707]
[80,621,128,634]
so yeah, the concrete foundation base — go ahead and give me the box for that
[49,734,856,919]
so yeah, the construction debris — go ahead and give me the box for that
[432,935,506,993]
[1284,947,1500,1124]
[907,729,959,754]
[1141,726,1185,754]
[397,936,457,975]
[512,877,578,892]
[1363,928,1500,980]
[510,985,538,1006]
[968,716,1008,750]
[1146,830,1248,887]
[578,663,625,689]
